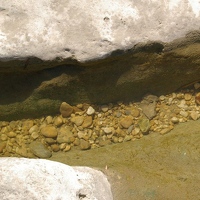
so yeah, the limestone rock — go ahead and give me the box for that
[0,1,200,121]
[60,102,74,118]
[0,158,113,200]
[1,1,199,63]
[29,141,52,158]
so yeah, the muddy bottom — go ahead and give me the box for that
[49,120,200,200]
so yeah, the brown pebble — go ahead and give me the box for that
[63,145,71,152]
[82,116,93,128]
[184,93,192,101]
[60,102,74,118]
[41,126,58,138]
[80,139,91,150]
[51,144,60,152]
[120,116,133,129]
[54,116,63,126]
[195,93,200,105]
[0,142,6,153]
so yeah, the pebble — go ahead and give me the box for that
[6,131,16,138]
[102,127,113,134]
[70,116,84,126]
[1,89,200,157]
[63,145,71,152]
[184,93,192,101]
[86,106,95,115]
[171,117,179,124]
[57,126,74,144]
[29,141,52,158]
[60,102,74,118]
[40,126,58,138]
[138,118,150,133]
[79,139,91,150]
[195,93,200,105]
[51,144,60,152]
[101,105,109,112]
[190,111,199,120]
[139,101,157,119]
[131,107,140,118]
[46,116,53,124]
[180,111,189,118]
[0,142,6,153]
[29,125,39,134]
[120,116,133,129]
[31,132,39,140]
[54,116,63,126]
[82,116,93,128]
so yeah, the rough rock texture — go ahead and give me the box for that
[0,0,200,120]
[0,158,113,200]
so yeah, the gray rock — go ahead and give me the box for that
[0,158,113,200]
[29,141,52,158]
[139,95,158,119]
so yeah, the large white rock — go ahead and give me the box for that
[0,158,113,200]
[0,0,199,62]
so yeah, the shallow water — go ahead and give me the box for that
[49,120,200,200]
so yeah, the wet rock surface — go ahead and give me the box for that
[49,120,200,200]
[1,89,200,158]
[0,90,200,199]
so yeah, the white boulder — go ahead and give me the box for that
[0,158,113,200]
[0,0,199,62]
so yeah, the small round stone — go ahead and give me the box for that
[159,95,165,101]
[171,117,179,124]
[54,116,63,126]
[51,144,60,152]
[86,106,95,115]
[120,116,133,129]
[40,126,58,138]
[79,139,91,150]
[184,93,192,101]
[45,116,53,124]
[101,105,109,112]
[6,131,16,138]
[180,111,188,118]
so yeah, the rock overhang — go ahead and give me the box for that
[0,0,199,64]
